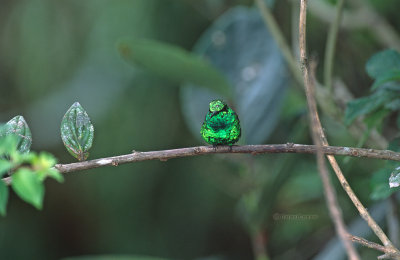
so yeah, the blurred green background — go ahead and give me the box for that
[1,0,400,259]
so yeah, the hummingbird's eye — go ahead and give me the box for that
[209,100,226,112]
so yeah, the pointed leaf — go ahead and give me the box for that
[0,181,8,216]
[11,168,44,209]
[46,168,64,183]
[61,102,94,161]
[117,38,232,99]
[0,116,32,153]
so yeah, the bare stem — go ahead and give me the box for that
[3,143,400,185]
[251,230,270,260]
[299,0,400,258]
[299,1,359,259]
[348,235,400,258]
[323,0,345,92]
[255,0,303,86]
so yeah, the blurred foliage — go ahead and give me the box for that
[345,49,400,126]
[1,0,400,260]
[0,128,62,214]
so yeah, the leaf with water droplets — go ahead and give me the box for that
[0,116,32,153]
[61,102,94,161]
[389,166,400,188]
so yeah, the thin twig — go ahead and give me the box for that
[299,1,400,257]
[256,0,388,150]
[323,0,345,92]
[299,1,359,259]
[251,230,270,260]
[3,143,400,185]
[255,0,304,86]
[348,235,400,258]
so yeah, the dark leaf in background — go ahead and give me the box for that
[117,38,232,98]
[370,167,395,200]
[363,109,389,131]
[344,90,393,125]
[345,49,400,130]
[61,102,94,161]
[0,116,32,153]
[366,49,400,79]
[180,7,288,144]
[370,139,400,200]
[371,70,400,90]
[11,168,44,210]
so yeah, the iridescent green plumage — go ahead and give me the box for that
[200,100,241,145]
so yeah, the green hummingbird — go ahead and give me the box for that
[200,99,241,145]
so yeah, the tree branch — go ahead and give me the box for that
[299,1,359,259]
[348,235,400,258]
[255,0,388,150]
[299,0,400,258]
[3,143,400,185]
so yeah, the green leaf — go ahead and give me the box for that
[363,108,390,130]
[61,102,94,161]
[45,168,64,183]
[0,116,32,153]
[366,49,400,79]
[370,168,396,200]
[384,99,400,110]
[30,152,63,182]
[0,134,18,155]
[0,181,8,216]
[371,70,400,90]
[344,91,393,125]
[0,159,13,178]
[11,168,44,209]
[117,38,232,99]
[32,152,57,170]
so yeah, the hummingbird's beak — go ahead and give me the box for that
[210,111,218,118]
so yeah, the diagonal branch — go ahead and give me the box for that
[299,0,400,258]
[299,1,359,259]
[348,235,400,258]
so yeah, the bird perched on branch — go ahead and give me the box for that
[200,99,241,145]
